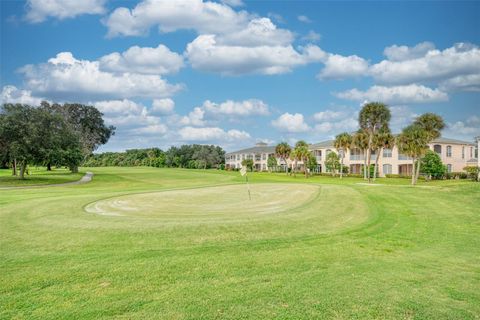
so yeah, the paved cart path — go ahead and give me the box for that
[0,172,93,190]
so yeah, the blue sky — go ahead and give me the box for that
[1,0,479,152]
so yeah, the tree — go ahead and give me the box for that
[267,155,277,172]
[192,145,214,169]
[0,104,40,179]
[42,102,115,172]
[421,150,446,180]
[359,102,391,182]
[293,140,310,178]
[241,159,254,172]
[397,124,429,185]
[464,166,480,182]
[412,113,445,182]
[372,130,394,181]
[414,113,445,141]
[352,129,369,180]
[275,142,291,174]
[334,132,352,179]
[325,152,340,176]
[305,153,318,174]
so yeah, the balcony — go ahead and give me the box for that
[398,154,412,161]
[350,155,364,161]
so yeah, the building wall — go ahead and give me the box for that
[311,141,474,176]
[226,141,476,174]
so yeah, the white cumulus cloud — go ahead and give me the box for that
[103,0,250,37]
[178,126,251,142]
[185,35,324,75]
[18,52,183,101]
[202,99,270,116]
[335,84,449,104]
[318,54,369,80]
[383,41,436,62]
[25,0,106,23]
[370,43,480,85]
[271,113,311,133]
[99,44,184,75]
[151,98,175,115]
[1,85,45,105]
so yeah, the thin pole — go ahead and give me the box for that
[245,174,251,200]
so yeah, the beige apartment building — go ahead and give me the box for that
[225,137,479,176]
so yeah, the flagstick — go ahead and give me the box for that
[245,173,251,200]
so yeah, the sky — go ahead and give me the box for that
[1,0,479,152]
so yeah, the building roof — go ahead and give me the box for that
[431,137,475,146]
[309,140,334,149]
[227,136,476,155]
[226,145,276,155]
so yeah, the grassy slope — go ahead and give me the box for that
[0,167,479,319]
[0,167,84,187]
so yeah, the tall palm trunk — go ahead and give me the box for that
[411,158,416,185]
[363,149,367,180]
[373,148,381,182]
[415,158,421,184]
[366,135,373,183]
[340,152,344,179]
[304,157,308,178]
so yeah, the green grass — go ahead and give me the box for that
[1,167,479,319]
[0,167,84,187]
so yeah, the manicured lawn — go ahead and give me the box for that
[1,167,479,319]
[0,167,84,187]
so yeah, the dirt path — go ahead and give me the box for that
[0,172,94,190]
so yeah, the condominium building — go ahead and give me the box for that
[225,137,478,176]
[310,137,477,176]
[224,142,280,171]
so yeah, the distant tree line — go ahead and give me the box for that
[0,102,115,179]
[84,145,226,169]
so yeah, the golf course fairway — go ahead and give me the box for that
[1,167,479,319]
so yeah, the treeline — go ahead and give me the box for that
[0,103,114,179]
[84,145,226,169]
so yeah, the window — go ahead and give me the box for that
[434,144,442,154]
[383,164,392,175]
[398,153,412,160]
[262,153,266,160]
[350,148,363,161]
[255,154,261,161]
[462,146,465,159]
[237,154,240,161]
[446,145,452,157]
[447,164,452,173]
[383,148,392,158]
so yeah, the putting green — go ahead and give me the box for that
[84,183,320,221]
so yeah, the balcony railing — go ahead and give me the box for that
[398,154,412,160]
[350,155,364,160]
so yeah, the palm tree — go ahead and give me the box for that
[292,140,310,178]
[412,113,445,182]
[334,132,352,179]
[275,142,291,174]
[414,113,445,141]
[397,125,429,185]
[359,102,391,183]
[372,130,394,182]
[352,129,369,180]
